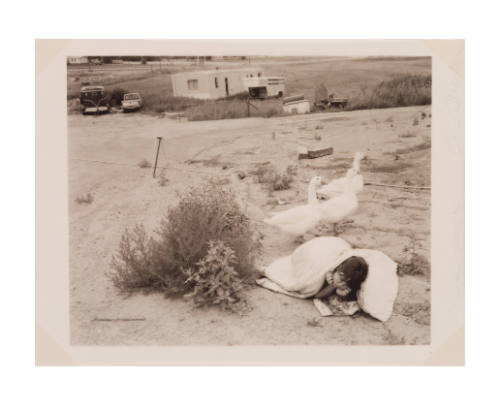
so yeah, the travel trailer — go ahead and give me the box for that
[171,68,285,99]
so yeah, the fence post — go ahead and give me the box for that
[153,137,162,178]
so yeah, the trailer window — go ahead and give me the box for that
[215,77,218,88]
[187,79,198,90]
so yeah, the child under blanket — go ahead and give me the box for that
[314,256,368,301]
[313,256,368,317]
[257,236,399,321]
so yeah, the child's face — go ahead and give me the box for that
[332,271,351,297]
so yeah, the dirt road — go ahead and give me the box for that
[69,106,431,345]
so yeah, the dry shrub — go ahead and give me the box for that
[254,164,295,191]
[109,224,161,292]
[109,181,261,307]
[397,241,430,277]
[412,118,419,126]
[184,240,246,311]
[157,170,168,186]
[185,99,282,121]
[348,74,431,111]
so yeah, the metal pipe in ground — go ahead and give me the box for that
[153,137,162,178]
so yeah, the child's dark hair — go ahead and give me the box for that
[337,256,368,301]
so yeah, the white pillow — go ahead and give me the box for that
[327,248,399,322]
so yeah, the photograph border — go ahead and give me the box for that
[35,39,464,366]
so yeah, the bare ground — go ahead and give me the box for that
[69,105,431,345]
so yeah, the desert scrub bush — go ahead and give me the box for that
[75,193,93,204]
[138,159,151,168]
[347,74,431,111]
[183,240,246,311]
[253,164,295,191]
[155,181,261,282]
[185,99,283,121]
[397,240,430,277]
[109,224,162,293]
[412,117,419,126]
[157,170,168,186]
[109,181,262,299]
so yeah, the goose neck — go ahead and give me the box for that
[307,181,319,205]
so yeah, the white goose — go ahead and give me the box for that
[317,152,365,199]
[319,173,359,224]
[264,175,323,237]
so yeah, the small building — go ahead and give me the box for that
[283,99,311,115]
[67,56,89,65]
[171,67,265,99]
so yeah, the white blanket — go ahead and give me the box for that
[257,237,399,322]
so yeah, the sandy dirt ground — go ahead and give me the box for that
[69,106,431,345]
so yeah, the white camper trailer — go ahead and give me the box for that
[171,68,285,100]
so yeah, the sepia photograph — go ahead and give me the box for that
[35,39,464,365]
[67,53,431,346]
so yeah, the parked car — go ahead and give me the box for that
[121,92,143,112]
[79,86,111,114]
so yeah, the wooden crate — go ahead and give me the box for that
[307,146,333,159]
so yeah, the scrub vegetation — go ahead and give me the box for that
[109,181,261,311]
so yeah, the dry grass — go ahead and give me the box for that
[252,163,297,191]
[397,301,430,326]
[185,98,283,121]
[397,239,430,277]
[383,327,407,345]
[347,74,431,111]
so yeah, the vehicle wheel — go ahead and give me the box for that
[277,91,283,98]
